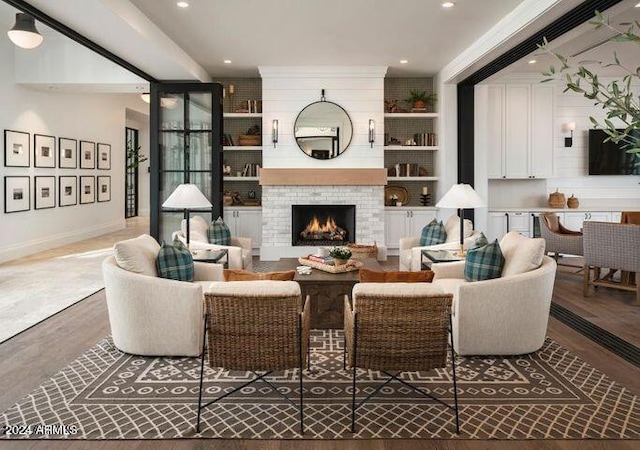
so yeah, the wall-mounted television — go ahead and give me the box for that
[588,129,640,175]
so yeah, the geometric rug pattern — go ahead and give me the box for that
[1,330,638,440]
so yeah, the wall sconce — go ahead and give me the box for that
[7,13,43,49]
[368,119,375,148]
[140,93,151,103]
[272,119,278,147]
[563,122,576,147]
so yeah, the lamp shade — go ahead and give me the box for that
[436,183,486,209]
[162,184,212,209]
[7,13,43,49]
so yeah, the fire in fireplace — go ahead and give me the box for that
[292,205,355,246]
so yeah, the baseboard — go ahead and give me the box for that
[0,219,126,264]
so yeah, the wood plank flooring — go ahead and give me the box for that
[0,234,639,449]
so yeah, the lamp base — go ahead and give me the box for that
[452,244,466,258]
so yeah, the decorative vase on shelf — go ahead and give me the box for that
[548,189,566,209]
[567,194,579,209]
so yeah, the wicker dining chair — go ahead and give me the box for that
[343,283,459,434]
[582,221,640,305]
[196,281,310,434]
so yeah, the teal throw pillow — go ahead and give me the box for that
[209,217,231,245]
[469,232,489,250]
[464,239,505,282]
[156,238,194,282]
[420,219,447,246]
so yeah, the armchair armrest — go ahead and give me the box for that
[230,236,252,251]
[399,236,420,251]
[432,260,465,280]
[193,262,224,281]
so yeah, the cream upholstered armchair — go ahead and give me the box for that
[102,234,224,357]
[172,214,252,270]
[399,215,481,272]
[430,232,557,356]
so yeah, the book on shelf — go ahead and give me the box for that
[412,133,437,146]
[241,163,261,177]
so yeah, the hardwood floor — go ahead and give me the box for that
[0,248,639,448]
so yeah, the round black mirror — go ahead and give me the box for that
[294,100,353,159]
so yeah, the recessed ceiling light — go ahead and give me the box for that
[400,59,408,64]
[176,1,189,8]
[442,2,455,8]
[223,60,232,64]
[635,2,640,7]
[528,59,536,64]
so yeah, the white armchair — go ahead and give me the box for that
[172,215,252,270]
[103,234,224,357]
[430,232,557,356]
[399,215,481,271]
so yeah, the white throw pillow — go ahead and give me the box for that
[444,215,474,243]
[113,234,160,276]
[180,215,209,243]
[499,231,545,277]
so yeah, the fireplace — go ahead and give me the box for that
[292,205,355,246]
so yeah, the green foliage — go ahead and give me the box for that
[404,90,437,106]
[540,11,640,162]
[126,140,148,170]
[329,247,352,260]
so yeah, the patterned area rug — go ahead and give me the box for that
[1,330,638,440]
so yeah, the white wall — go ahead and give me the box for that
[259,66,386,168]
[0,39,147,263]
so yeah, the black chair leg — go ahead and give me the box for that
[449,314,460,434]
[195,314,208,433]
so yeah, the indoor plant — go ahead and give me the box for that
[404,90,437,111]
[329,247,352,265]
[541,11,640,164]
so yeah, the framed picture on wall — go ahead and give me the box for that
[97,176,111,202]
[58,137,77,169]
[97,143,111,170]
[80,176,95,204]
[80,141,95,169]
[59,176,77,207]
[34,134,56,168]
[34,176,55,210]
[4,130,30,167]
[4,176,30,213]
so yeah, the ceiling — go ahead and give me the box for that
[2,0,639,87]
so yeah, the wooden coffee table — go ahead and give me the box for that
[273,257,383,329]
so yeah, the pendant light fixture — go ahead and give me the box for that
[7,13,43,49]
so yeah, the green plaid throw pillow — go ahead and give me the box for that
[469,231,489,250]
[208,217,231,245]
[156,238,194,282]
[464,239,504,282]
[420,219,447,246]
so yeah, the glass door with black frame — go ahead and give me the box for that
[125,127,139,218]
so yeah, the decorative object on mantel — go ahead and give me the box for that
[298,256,362,273]
[548,189,566,209]
[384,186,409,206]
[567,194,579,209]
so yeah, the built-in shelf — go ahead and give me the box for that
[223,146,263,151]
[223,113,262,118]
[384,113,438,119]
[224,176,260,181]
[384,145,438,151]
[387,176,438,181]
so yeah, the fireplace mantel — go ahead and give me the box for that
[259,168,387,186]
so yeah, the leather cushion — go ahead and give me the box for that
[224,269,296,281]
[359,268,434,283]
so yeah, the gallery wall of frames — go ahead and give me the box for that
[3,129,112,214]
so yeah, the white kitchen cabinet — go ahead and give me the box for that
[487,83,554,179]
[385,209,437,251]
[224,207,262,252]
[488,212,508,242]
[563,211,612,232]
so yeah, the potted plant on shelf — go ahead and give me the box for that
[404,90,437,112]
[329,247,352,266]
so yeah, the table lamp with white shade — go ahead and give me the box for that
[436,183,486,256]
[162,183,212,247]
